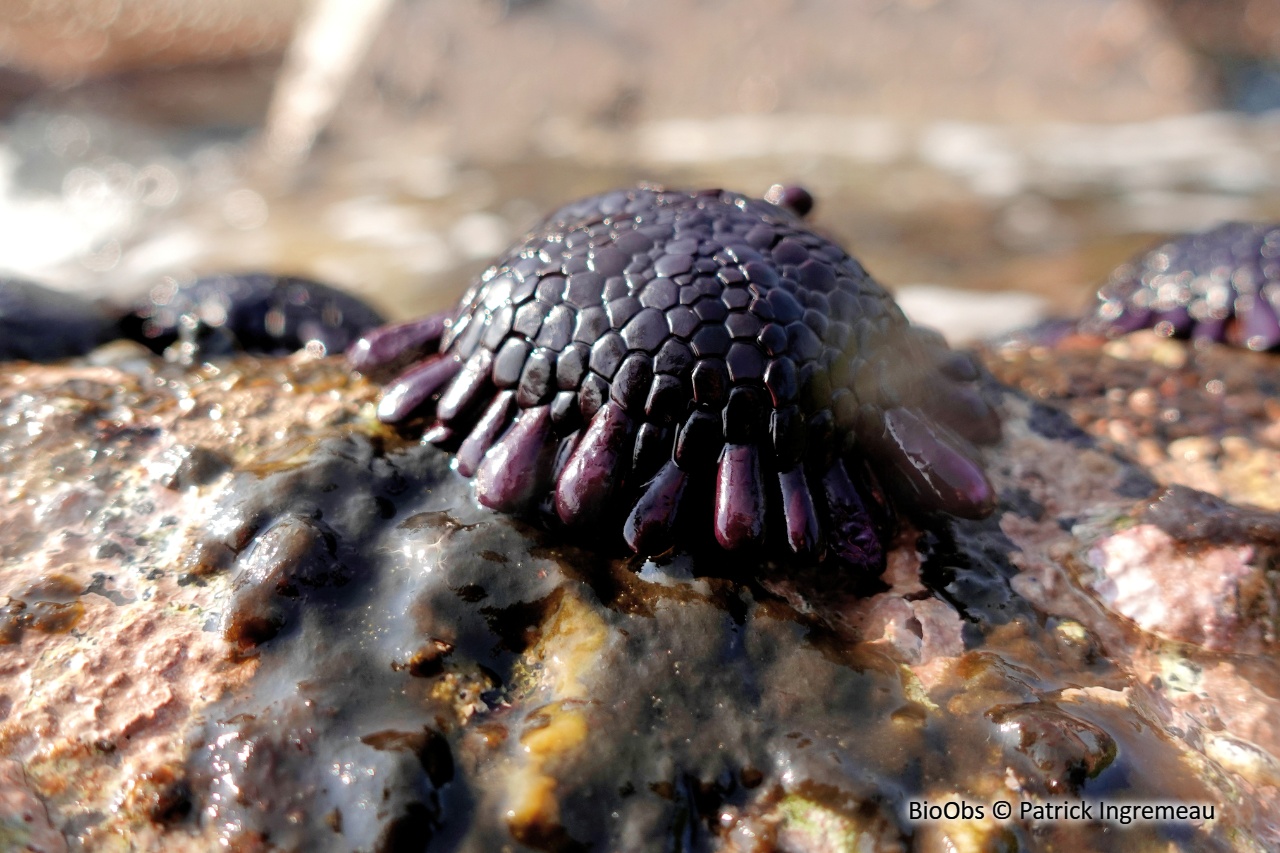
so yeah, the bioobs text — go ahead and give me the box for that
[907,800,985,821]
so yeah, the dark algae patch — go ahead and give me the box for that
[0,574,86,643]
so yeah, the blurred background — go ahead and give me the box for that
[5,0,1280,340]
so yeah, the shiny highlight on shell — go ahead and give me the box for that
[349,186,1001,572]
[1084,221,1280,351]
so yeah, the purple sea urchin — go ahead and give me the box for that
[349,186,1000,572]
[1,273,386,363]
[126,273,386,360]
[1083,222,1280,351]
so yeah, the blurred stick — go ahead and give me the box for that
[258,0,395,179]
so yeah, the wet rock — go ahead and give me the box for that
[0,758,67,853]
[0,575,86,644]
[989,332,1280,656]
[1143,483,1280,546]
[986,330,1280,510]
[0,352,377,850]
[987,703,1117,795]
[185,689,452,852]
[1,340,1277,851]
[151,444,231,491]
[221,514,352,650]
[1082,520,1276,653]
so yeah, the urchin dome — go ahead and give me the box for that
[349,186,1000,571]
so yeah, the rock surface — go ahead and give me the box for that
[0,333,1277,851]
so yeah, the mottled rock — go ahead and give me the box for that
[1082,520,1276,653]
[0,337,1277,851]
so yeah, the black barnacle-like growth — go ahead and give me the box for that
[349,186,1001,572]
